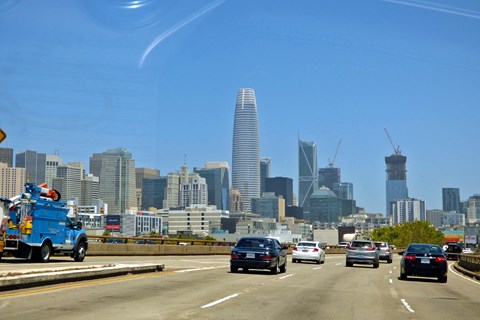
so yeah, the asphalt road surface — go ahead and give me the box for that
[0,254,479,320]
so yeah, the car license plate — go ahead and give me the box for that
[421,258,430,264]
[246,253,255,259]
[302,250,309,252]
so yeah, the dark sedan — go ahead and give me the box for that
[230,237,288,274]
[399,243,448,283]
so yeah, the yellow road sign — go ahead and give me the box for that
[0,128,6,144]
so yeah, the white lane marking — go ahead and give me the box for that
[201,293,239,309]
[279,274,294,279]
[335,263,342,266]
[389,270,392,274]
[449,263,480,285]
[389,279,393,284]
[175,265,227,273]
[393,266,397,270]
[401,299,415,313]
[312,267,322,270]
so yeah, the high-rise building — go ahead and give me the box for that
[260,157,271,195]
[163,172,180,209]
[442,188,460,213]
[0,162,26,198]
[229,188,242,213]
[81,173,100,206]
[391,198,425,225]
[318,167,340,190]
[265,176,293,206]
[89,148,136,213]
[194,162,230,211]
[53,163,83,200]
[385,154,408,216]
[45,154,62,187]
[232,88,260,212]
[0,147,13,167]
[466,194,480,224]
[15,150,46,185]
[251,192,285,222]
[333,182,353,200]
[142,176,167,210]
[135,168,160,189]
[179,164,207,207]
[298,139,317,211]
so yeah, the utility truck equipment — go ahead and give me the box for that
[0,182,87,262]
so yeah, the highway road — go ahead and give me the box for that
[0,254,479,319]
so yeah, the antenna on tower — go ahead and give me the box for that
[384,128,401,154]
[328,139,342,167]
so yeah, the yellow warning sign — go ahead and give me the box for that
[0,128,6,144]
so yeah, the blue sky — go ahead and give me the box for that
[1,0,479,214]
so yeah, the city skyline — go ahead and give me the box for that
[1,1,479,213]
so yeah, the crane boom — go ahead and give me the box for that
[328,139,342,167]
[384,128,401,154]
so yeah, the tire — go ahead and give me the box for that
[230,265,238,273]
[438,275,447,283]
[270,260,279,274]
[36,242,52,263]
[400,272,407,280]
[373,261,379,268]
[279,260,287,273]
[316,259,321,264]
[74,242,86,262]
[387,258,393,264]
[346,260,353,267]
[0,251,3,261]
[292,259,297,263]
[243,268,249,272]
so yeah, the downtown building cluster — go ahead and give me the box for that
[1,88,479,244]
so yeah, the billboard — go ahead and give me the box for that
[106,215,121,231]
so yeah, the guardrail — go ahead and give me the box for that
[89,236,236,246]
[459,254,480,273]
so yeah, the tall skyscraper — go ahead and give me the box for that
[260,157,271,195]
[385,154,408,216]
[318,166,340,190]
[45,154,63,187]
[265,176,293,206]
[298,139,317,211]
[142,176,167,210]
[89,148,136,213]
[442,188,460,213]
[0,147,13,167]
[15,150,46,184]
[232,88,260,212]
[194,162,230,211]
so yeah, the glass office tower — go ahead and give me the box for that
[298,139,318,212]
[232,88,260,212]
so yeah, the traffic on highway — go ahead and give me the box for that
[0,253,479,319]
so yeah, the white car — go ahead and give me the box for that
[292,241,325,264]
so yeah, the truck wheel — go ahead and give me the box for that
[74,242,86,262]
[36,242,51,263]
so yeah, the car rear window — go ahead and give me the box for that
[408,244,443,254]
[351,241,372,248]
[297,242,315,247]
[236,239,273,249]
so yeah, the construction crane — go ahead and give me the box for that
[384,128,401,154]
[328,139,342,167]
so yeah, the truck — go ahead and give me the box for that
[0,182,88,262]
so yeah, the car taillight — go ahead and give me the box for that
[231,253,238,259]
[263,254,272,260]
[293,246,298,251]
[386,249,391,253]
[404,255,416,261]
[313,248,319,252]
[435,256,447,263]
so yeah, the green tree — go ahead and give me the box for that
[372,221,444,247]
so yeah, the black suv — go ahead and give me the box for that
[230,237,288,274]
[445,243,462,260]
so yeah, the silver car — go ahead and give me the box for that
[375,241,393,263]
[346,240,380,268]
